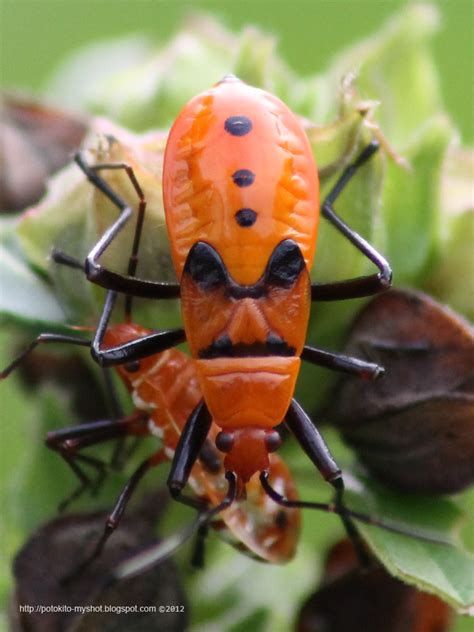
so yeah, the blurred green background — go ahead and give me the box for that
[1,0,473,142]
[1,2,473,630]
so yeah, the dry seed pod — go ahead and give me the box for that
[10,494,187,632]
[0,96,87,212]
[326,288,474,494]
[298,539,453,632]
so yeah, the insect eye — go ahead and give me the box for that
[265,431,282,453]
[216,431,234,453]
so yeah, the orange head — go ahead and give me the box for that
[215,426,282,484]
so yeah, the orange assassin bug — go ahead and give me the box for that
[31,200,301,569]
[4,77,447,569]
[43,320,300,570]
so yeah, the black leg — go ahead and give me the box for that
[259,470,449,562]
[285,399,341,484]
[56,453,109,512]
[89,290,185,367]
[167,400,213,496]
[64,455,157,581]
[91,161,147,320]
[102,367,123,419]
[101,367,131,470]
[302,345,384,380]
[50,250,84,271]
[332,479,372,566]
[45,412,148,509]
[0,334,91,379]
[0,296,185,376]
[74,152,180,299]
[191,524,209,569]
[46,413,147,447]
[311,141,392,301]
[94,456,156,554]
[285,399,379,565]
[260,473,368,566]
[113,471,238,580]
[51,257,186,369]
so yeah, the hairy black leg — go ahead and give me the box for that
[311,141,392,301]
[302,345,384,380]
[74,152,180,299]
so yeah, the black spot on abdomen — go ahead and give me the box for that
[232,169,255,187]
[235,208,257,227]
[225,116,253,136]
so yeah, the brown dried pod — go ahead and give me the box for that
[297,539,453,632]
[326,288,474,494]
[0,96,87,212]
[10,493,187,632]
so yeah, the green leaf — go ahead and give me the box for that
[85,19,235,130]
[382,115,453,284]
[0,245,65,325]
[288,427,474,612]
[347,477,474,611]
[424,147,474,320]
[2,6,472,628]
[44,35,154,115]
[190,544,315,632]
[425,208,474,320]
[326,4,442,145]
[16,161,91,274]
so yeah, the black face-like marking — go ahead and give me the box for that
[265,240,306,288]
[232,169,255,187]
[266,334,291,354]
[210,334,233,354]
[185,241,304,360]
[224,115,253,136]
[183,242,227,291]
[199,339,295,359]
[183,240,305,300]
[235,208,257,227]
